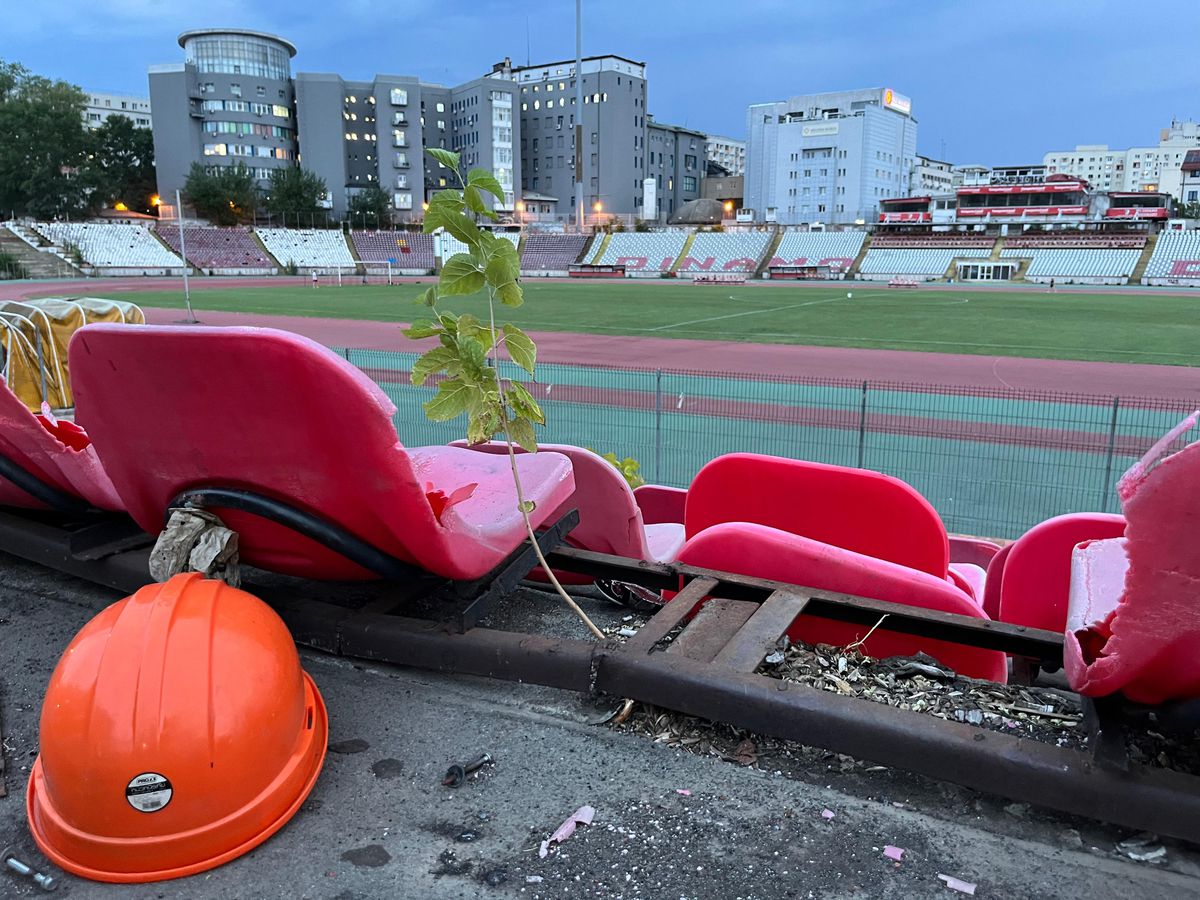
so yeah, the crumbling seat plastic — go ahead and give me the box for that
[27,574,328,883]
[1066,413,1200,703]
[676,522,1008,682]
[684,452,986,603]
[0,380,123,511]
[451,441,685,581]
[70,325,575,581]
[995,512,1126,633]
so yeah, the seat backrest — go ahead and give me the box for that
[71,324,444,578]
[685,452,949,578]
[998,512,1126,632]
[451,440,649,558]
[0,382,77,509]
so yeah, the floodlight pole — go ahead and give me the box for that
[175,189,197,323]
[575,0,584,233]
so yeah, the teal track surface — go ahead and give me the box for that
[347,348,1193,540]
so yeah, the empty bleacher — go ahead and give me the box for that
[255,228,355,269]
[768,231,866,271]
[677,232,772,274]
[520,233,590,272]
[858,247,990,279]
[585,232,689,272]
[32,223,183,270]
[999,248,1141,282]
[1143,231,1200,282]
[1005,232,1146,249]
[352,231,435,271]
[871,232,995,249]
[158,226,273,271]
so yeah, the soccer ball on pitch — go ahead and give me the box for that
[846,292,853,300]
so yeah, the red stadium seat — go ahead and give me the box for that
[71,325,575,581]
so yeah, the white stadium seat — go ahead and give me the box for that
[1144,231,1200,279]
[255,228,355,269]
[679,232,772,273]
[999,248,1140,279]
[586,232,688,271]
[32,223,183,268]
[859,247,989,276]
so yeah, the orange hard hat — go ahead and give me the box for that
[26,573,328,883]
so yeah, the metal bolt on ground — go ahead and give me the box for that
[1,847,58,892]
[443,752,494,788]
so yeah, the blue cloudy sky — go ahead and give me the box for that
[5,0,1196,164]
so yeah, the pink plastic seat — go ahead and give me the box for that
[0,382,122,511]
[1066,413,1200,703]
[71,325,574,581]
[676,522,1007,682]
[980,542,1012,620]
[685,453,950,579]
[997,513,1126,633]
[451,441,685,581]
[633,484,687,526]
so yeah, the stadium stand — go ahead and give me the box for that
[858,247,990,279]
[520,233,590,272]
[1005,233,1146,249]
[585,232,689,272]
[438,231,519,260]
[158,226,273,271]
[31,223,183,270]
[872,233,994,249]
[768,231,866,271]
[352,231,435,271]
[1142,231,1200,282]
[255,228,355,269]
[999,248,1141,282]
[677,232,772,274]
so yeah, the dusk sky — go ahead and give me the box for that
[5,0,1196,165]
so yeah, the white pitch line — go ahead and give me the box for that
[647,295,848,331]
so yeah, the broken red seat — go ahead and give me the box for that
[676,522,1007,682]
[684,452,986,604]
[997,512,1127,632]
[70,325,574,581]
[0,381,122,511]
[1066,413,1200,703]
[451,441,685,582]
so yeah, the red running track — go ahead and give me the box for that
[3,276,1199,401]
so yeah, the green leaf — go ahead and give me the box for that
[496,281,523,308]
[411,346,457,386]
[455,312,484,339]
[455,333,488,383]
[440,254,486,296]
[426,206,479,246]
[424,378,472,421]
[518,497,538,514]
[509,416,538,454]
[403,319,441,340]
[437,311,459,331]
[484,238,520,286]
[505,381,545,424]
[426,148,461,172]
[467,168,506,201]
[503,323,536,376]
[418,285,438,307]
[463,184,488,216]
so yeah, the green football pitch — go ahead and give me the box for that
[108,280,1200,366]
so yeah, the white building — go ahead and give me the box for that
[745,87,917,226]
[84,92,152,129]
[911,155,953,195]
[1044,120,1200,200]
[705,134,745,176]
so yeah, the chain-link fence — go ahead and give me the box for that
[343,347,1198,540]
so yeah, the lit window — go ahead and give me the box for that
[436,102,445,112]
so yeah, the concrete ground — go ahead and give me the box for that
[2,554,1200,899]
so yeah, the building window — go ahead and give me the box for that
[230,84,242,98]
[390,88,408,106]
[683,176,697,192]
[436,102,445,113]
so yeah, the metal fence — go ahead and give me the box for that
[342,347,1198,540]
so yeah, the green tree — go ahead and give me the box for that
[1174,199,1200,220]
[182,162,258,226]
[0,58,91,218]
[347,185,394,227]
[81,115,157,214]
[262,167,328,220]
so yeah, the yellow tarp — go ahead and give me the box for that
[0,298,144,410]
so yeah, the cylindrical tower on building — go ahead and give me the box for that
[177,29,298,186]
